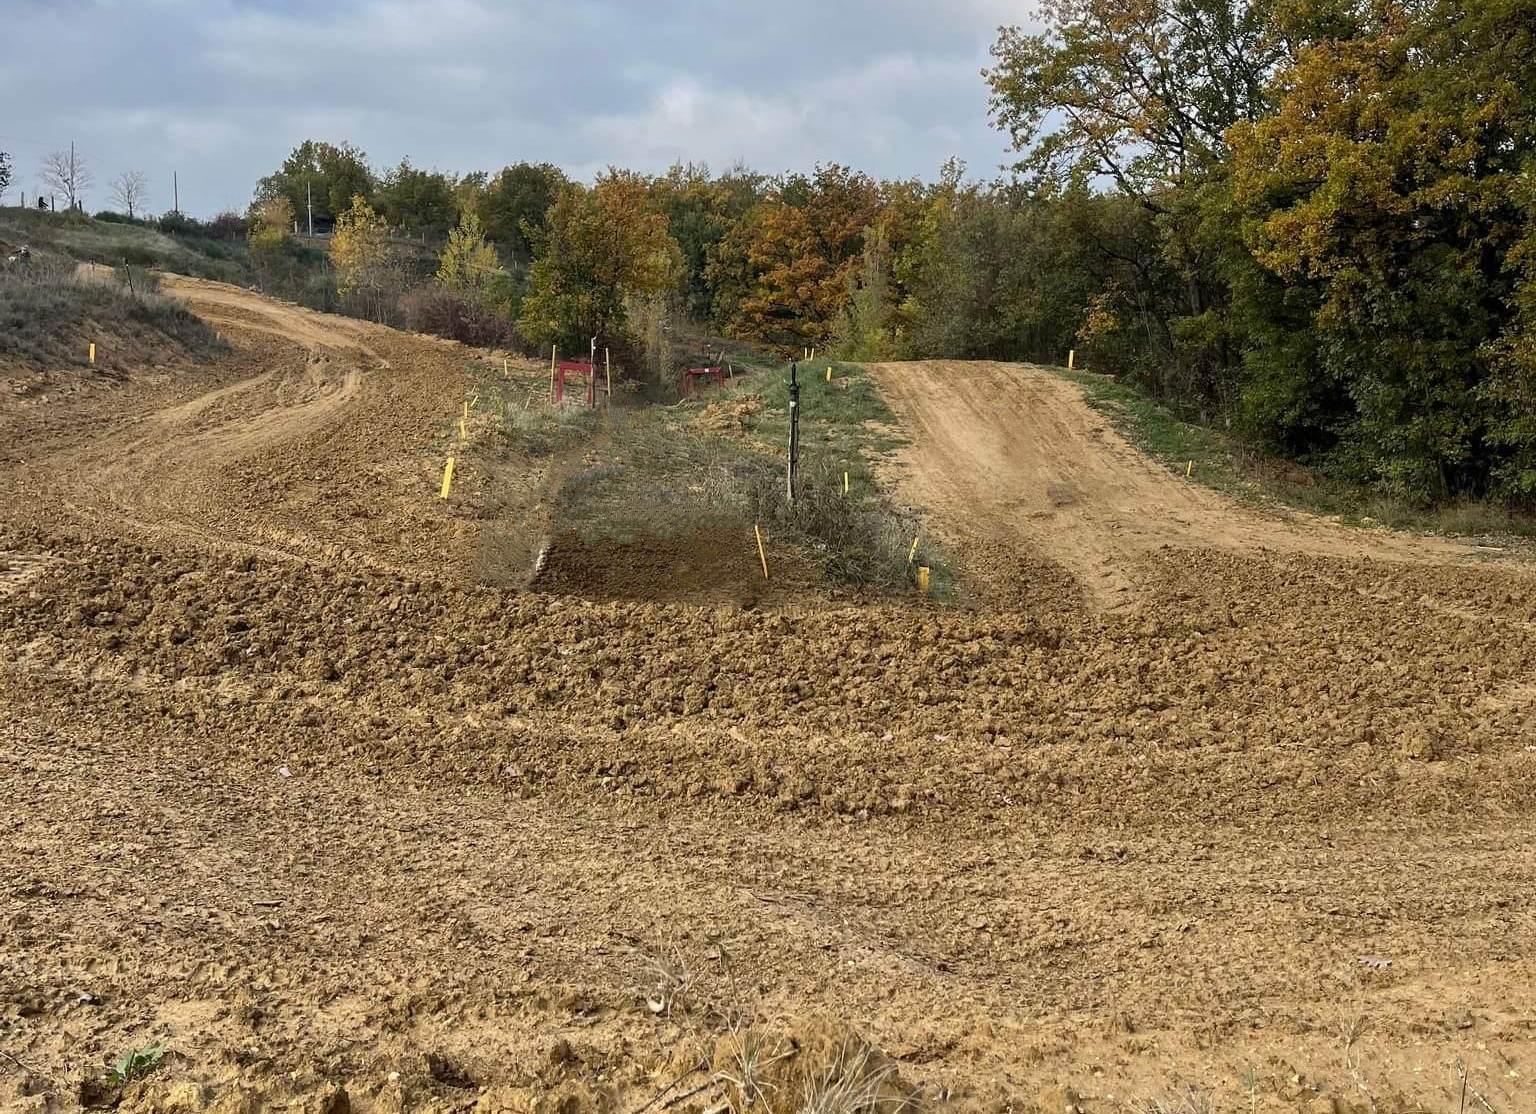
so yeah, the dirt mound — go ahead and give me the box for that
[867,360,1477,610]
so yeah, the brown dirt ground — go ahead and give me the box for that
[3,304,1536,1114]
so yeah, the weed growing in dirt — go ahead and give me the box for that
[1126,1084,1215,1114]
[798,1040,913,1114]
[106,1045,165,1086]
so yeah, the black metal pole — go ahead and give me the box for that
[787,361,801,503]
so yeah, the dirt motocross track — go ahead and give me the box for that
[4,285,1536,1114]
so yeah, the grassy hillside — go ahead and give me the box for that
[0,206,254,284]
[1055,364,1536,540]
[1,251,225,373]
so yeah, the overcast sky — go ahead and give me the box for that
[0,0,1034,217]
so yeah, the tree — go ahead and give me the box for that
[832,224,898,360]
[985,0,1281,201]
[1229,0,1536,500]
[41,145,92,210]
[436,211,504,294]
[110,170,148,219]
[248,197,294,257]
[375,158,457,234]
[481,162,568,262]
[256,140,374,228]
[330,195,398,318]
[518,172,681,352]
[0,152,12,202]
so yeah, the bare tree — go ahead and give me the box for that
[110,169,148,219]
[40,144,92,211]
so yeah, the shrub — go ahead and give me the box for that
[398,286,517,347]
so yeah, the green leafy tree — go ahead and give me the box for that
[1231,0,1536,499]
[518,172,681,352]
[330,195,399,321]
[436,211,504,293]
[375,158,457,234]
[481,162,568,262]
[256,140,374,228]
[832,223,899,360]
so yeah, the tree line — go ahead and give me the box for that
[5,1,1506,506]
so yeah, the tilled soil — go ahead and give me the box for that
[3,299,1535,1114]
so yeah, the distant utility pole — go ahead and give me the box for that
[787,361,801,502]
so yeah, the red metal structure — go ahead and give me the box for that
[681,365,726,396]
[554,360,597,406]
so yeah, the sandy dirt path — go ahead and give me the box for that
[867,360,1477,609]
[4,307,1536,1113]
[5,275,477,578]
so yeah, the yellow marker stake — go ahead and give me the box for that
[754,523,770,580]
[88,342,96,365]
[459,417,467,442]
[907,535,920,566]
[843,471,849,495]
[503,356,508,377]
[440,456,455,499]
[1186,460,1194,478]
[826,365,832,382]
[917,566,932,595]
[1068,349,1075,370]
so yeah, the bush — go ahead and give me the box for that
[398,286,518,347]
[157,211,206,237]
[207,211,248,241]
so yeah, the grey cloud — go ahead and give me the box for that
[0,0,1036,215]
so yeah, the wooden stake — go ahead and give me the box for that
[459,416,467,442]
[88,342,96,365]
[825,365,832,382]
[439,457,455,499]
[917,566,931,595]
[1068,349,1075,370]
[907,535,920,566]
[1186,460,1194,478]
[843,471,849,495]
[754,524,770,580]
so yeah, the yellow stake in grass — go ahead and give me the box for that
[88,342,96,365]
[825,365,832,382]
[440,457,455,499]
[754,523,770,580]
[907,535,920,566]
[1186,460,1194,478]
[843,471,850,495]
[1068,349,1076,370]
[459,416,467,443]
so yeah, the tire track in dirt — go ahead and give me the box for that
[18,275,475,578]
[867,360,1479,610]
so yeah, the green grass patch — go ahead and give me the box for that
[463,354,952,595]
[1055,364,1536,540]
